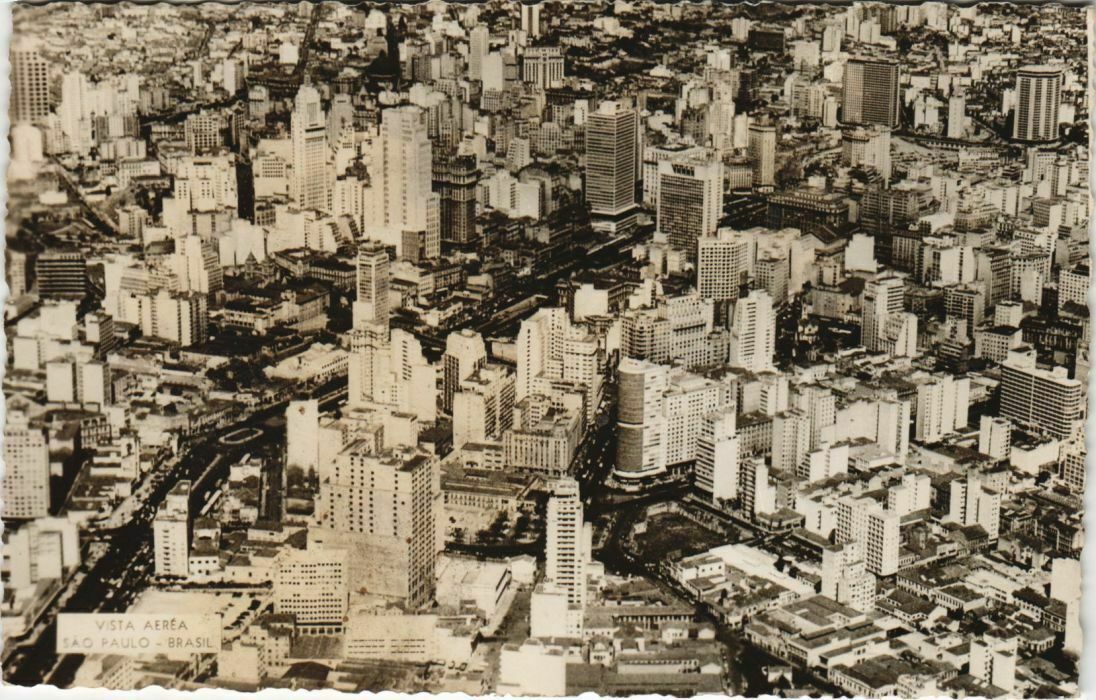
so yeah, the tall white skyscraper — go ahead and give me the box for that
[947,472,1002,541]
[615,357,669,480]
[443,329,488,414]
[695,408,739,503]
[59,71,92,155]
[314,445,440,609]
[861,273,904,352]
[273,545,349,628]
[372,106,440,258]
[978,415,1011,459]
[515,307,570,401]
[1012,65,1062,143]
[291,84,329,211]
[947,91,966,139]
[181,235,224,296]
[153,481,191,577]
[728,290,775,372]
[522,46,564,89]
[545,477,585,607]
[970,634,1018,694]
[842,126,891,182]
[915,373,970,443]
[820,541,875,612]
[468,24,489,81]
[836,496,900,576]
[772,409,810,474]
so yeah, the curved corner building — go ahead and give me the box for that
[1012,65,1062,143]
[614,357,668,481]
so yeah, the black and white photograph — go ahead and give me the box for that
[0,1,1090,697]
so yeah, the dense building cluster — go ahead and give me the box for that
[1,1,1088,697]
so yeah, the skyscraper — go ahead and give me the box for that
[59,71,92,155]
[695,408,739,503]
[861,273,905,352]
[915,373,971,443]
[3,405,50,520]
[185,111,224,154]
[286,399,321,472]
[273,546,348,630]
[947,91,966,139]
[842,58,900,127]
[433,153,480,246]
[520,2,542,38]
[697,228,751,302]
[728,290,776,372]
[545,477,585,607]
[453,365,516,447]
[515,307,570,401]
[315,445,440,609]
[656,155,724,258]
[836,495,900,576]
[373,105,440,258]
[354,243,390,329]
[291,84,329,211]
[747,122,776,188]
[11,37,49,124]
[615,357,672,480]
[1011,65,1062,142]
[585,101,638,228]
[468,24,489,81]
[153,481,191,577]
[820,541,875,612]
[443,329,487,414]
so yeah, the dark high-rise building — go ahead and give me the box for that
[586,100,639,232]
[10,38,49,124]
[433,153,480,246]
[842,58,900,128]
[36,251,87,300]
[748,27,786,52]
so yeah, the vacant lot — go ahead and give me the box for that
[632,511,732,564]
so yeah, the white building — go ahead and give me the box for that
[914,373,970,443]
[695,408,739,503]
[286,400,321,472]
[370,105,440,258]
[153,481,191,577]
[697,228,751,302]
[728,290,776,372]
[273,545,348,631]
[290,84,329,211]
[970,634,1017,693]
[2,405,50,520]
[836,496,900,576]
